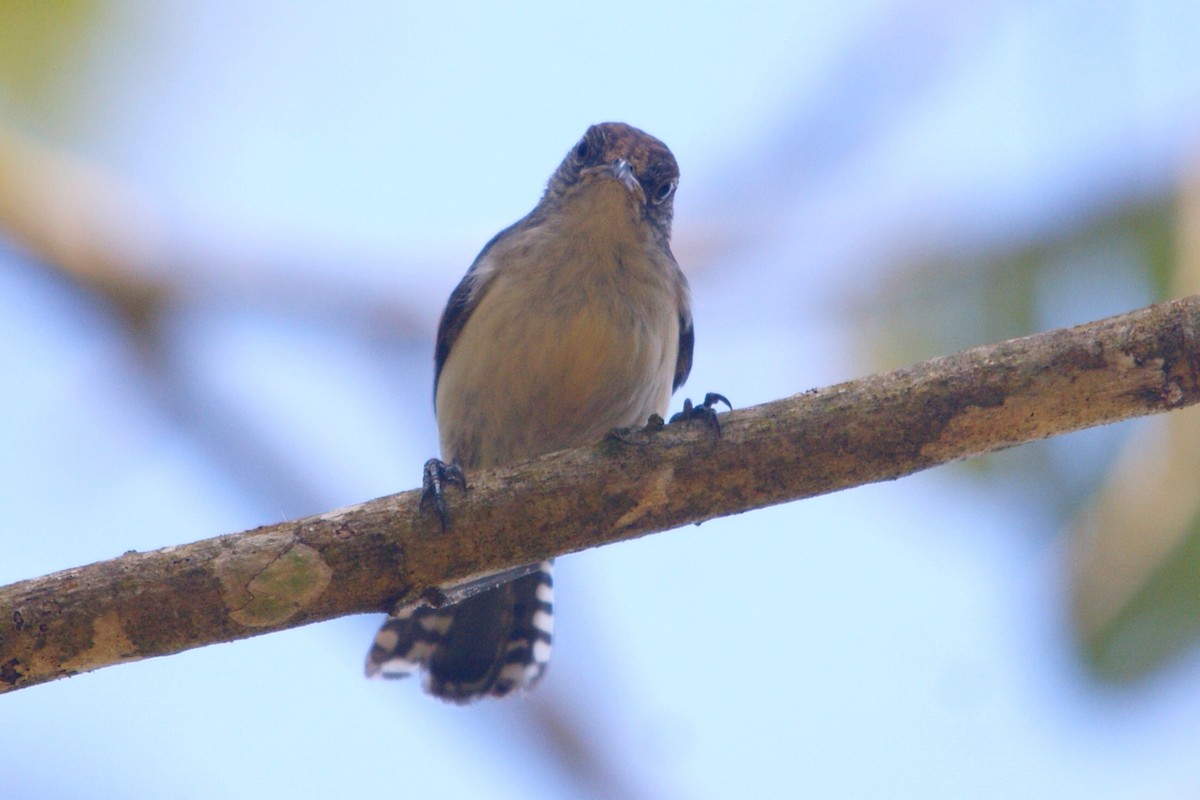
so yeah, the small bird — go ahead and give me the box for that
[365,122,695,702]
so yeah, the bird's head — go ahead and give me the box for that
[541,122,679,245]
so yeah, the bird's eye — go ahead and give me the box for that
[651,180,676,204]
[575,128,606,163]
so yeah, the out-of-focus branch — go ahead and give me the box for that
[3,294,1199,693]
[0,126,171,330]
[0,125,433,342]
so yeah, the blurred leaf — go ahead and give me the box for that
[0,1,102,111]
[1078,483,1200,681]
[1069,399,1200,682]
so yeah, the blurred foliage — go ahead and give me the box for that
[0,1,104,127]
[862,199,1173,371]
[860,196,1171,482]
[1087,498,1200,681]
[857,181,1200,683]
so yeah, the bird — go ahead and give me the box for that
[365,122,696,702]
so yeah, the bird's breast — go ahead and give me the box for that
[435,234,680,468]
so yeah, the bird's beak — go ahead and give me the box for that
[608,159,643,198]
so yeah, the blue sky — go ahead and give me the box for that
[4,2,1200,797]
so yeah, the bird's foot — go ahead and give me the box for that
[420,458,467,532]
[669,392,731,437]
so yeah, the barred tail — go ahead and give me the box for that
[365,561,553,703]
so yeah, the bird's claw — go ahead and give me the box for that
[420,458,467,532]
[669,392,731,437]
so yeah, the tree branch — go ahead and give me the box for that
[4,295,1200,693]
